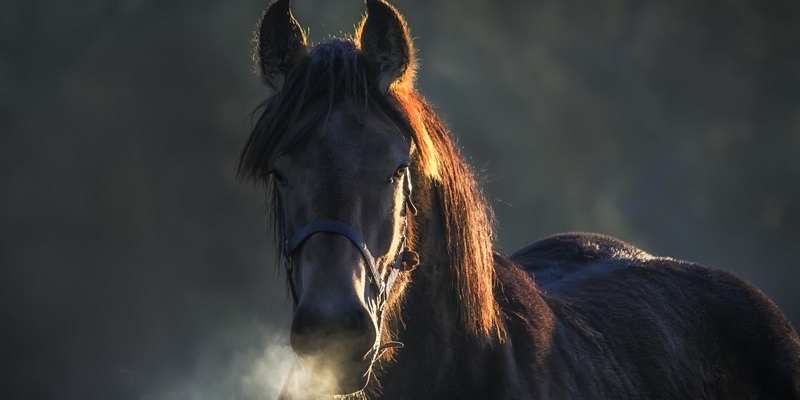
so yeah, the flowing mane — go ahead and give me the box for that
[237,39,503,342]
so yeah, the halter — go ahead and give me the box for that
[282,219,406,309]
[280,173,416,313]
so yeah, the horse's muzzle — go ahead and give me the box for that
[290,304,377,394]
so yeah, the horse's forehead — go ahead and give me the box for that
[306,105,408,165]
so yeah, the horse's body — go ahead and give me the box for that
[514,233,798,399]
[240,1,800,399]
[368,231,800,400]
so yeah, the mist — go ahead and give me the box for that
[2,0,799,398]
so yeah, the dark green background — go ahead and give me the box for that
[2,0,798,398]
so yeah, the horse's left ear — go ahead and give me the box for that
[356,0,416,92]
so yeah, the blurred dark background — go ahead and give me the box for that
[2,0,798,398]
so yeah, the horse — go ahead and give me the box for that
[238,0,800,398]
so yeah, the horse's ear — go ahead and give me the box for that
[255,0,308,90]
[356,0,416,92]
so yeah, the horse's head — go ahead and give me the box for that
[277,102,411,395]
[240,0,419,395]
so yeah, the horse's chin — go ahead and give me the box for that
[297,355,372,396]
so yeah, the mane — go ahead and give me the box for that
[237,39,504,343]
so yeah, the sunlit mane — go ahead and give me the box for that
[238,39,504,342]
[392,88,505,343]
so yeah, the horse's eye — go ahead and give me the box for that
[269,170,286,184]
[389,165,408,184]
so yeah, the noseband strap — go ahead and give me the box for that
[282,219,405,309]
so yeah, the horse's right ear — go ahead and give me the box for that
[356,0,416,93]
[255,0,308,90]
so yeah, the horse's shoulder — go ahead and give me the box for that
[509,232,655,284]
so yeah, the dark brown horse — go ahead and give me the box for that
[238,0,800,398]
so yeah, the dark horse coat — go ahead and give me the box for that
[504,233,800,399]
[240,0,800,399]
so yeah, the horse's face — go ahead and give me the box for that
[274,103,411,394]
[248,0,419,395]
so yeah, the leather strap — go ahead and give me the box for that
[283,219,405,310]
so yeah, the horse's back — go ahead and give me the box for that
[510,232,652,286]
[508,232,800,399]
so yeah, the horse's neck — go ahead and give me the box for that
[380,248,490,397]
[377,217,554,399]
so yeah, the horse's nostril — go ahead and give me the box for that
[344,306,371,333]
[290,305,376,358]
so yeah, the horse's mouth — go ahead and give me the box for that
[295,348,374,395]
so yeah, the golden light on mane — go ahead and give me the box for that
[392,87,506,343]
[392,88,440,181]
